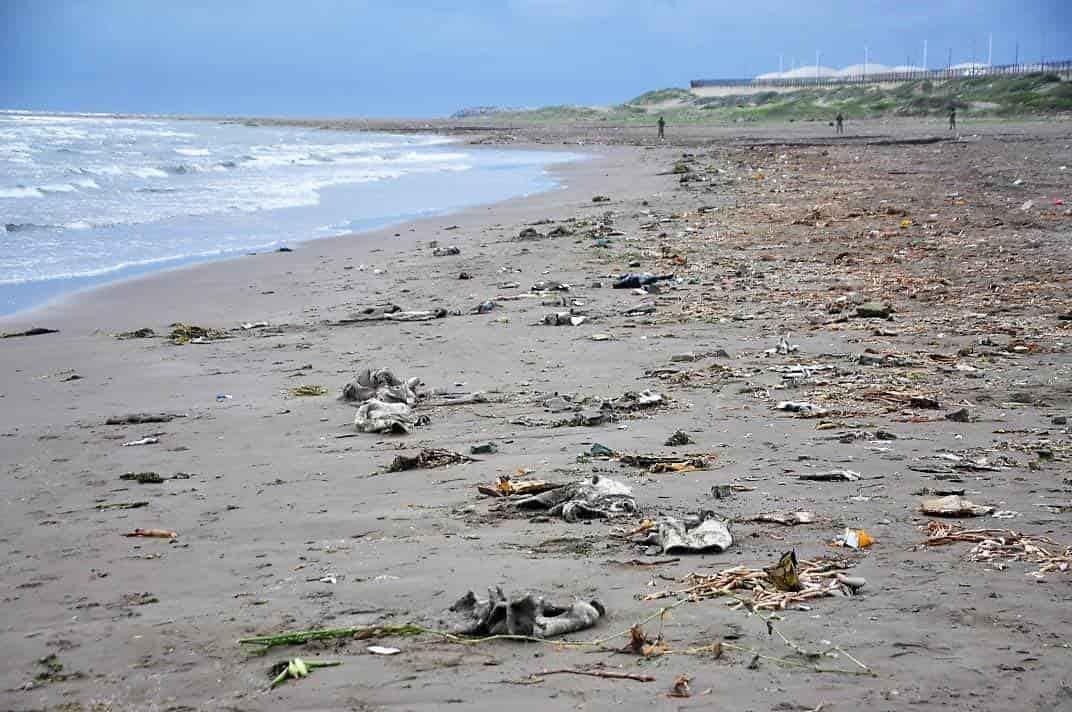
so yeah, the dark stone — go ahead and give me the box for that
[854,302,894,319]
[945,408,971,423]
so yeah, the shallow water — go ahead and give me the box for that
[0,111,579,314]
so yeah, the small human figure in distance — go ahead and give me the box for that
[948,106,956,131]
[835,112,844,135]
[657,115,665,141]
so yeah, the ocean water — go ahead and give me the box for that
[0,111,579,315]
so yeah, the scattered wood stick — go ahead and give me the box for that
[531,668,654,683]
[124,528,177,539]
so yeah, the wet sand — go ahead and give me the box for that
[1,119,1070,712]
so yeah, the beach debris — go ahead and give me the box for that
[1,327,59,339]
[618,452,712,474]
[289,384,328,397]
[799,469,861,482]
[765,551,803,592]
[513,474,637,522]
[853,302,894,319]
[474,300,497,314]
[547,225,573,237]
[122,436,159,447]
[432,246,460,256]
[30,654,85,687]
[477,475,564,498]
[543,312,587,326]
[268,658,341,689]
[119,472,164,484]
[664,430,694,446]
[387,309,448,322]
[643,552,863,609]
[744,511,816,526]
[776,401,829,418]
[343,368,428,434]
[622,300,656,316]
[834,528,875,549]
[531,280,570,292]
[387,448,471,472]
[516,227,545,240]
[115,327,155,339]
[97,501,148,510]
[334,305,446,324]
[335,304,401,323]
[592,195,611,203]
[431,392,489,406]
[920,495,995,517]
[525,668,654,684]
[863,390,941,409]
[945,407,971,422]
[549,409,618,428]
[470,442,498,455]
[168,323,227,345]
[448,587,605,638]
[105,413,182,425]
[918,521,1071,576]
[668,674,692,698]
[612,272,674,289]
[240,625,426,651]
[711,484,733,499]
[766,333,799,355]
[367,646,401,656]
[623,623,670,658]
[123,528,177,539]
[607,389,664,411]
[635,511,733,554]
[589,443,616,457]
[240,321,270,330]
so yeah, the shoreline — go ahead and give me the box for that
[0,140,600,331]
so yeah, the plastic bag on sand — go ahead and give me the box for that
[448,587,605,638]
[513,474,637,522]
[641,511,733,554]
[342,368,421,405]
[354,399,424,434]
[343,368,427,434]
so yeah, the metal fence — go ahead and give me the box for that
[691,59,1072,90]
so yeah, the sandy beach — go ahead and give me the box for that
[2,118,1071,711]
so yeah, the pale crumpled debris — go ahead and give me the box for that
[777,401,829,417]
[513,474,637,522]
[342,368,421,405]
[920,495,995,517]
[448,587,605,638]
[342,368,428,434]
[640,511,733,554]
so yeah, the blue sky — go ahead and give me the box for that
[2,1,1069,117]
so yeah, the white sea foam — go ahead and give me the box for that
[39,183,78,194]
[0,186,45,198]
[0,112,577,303]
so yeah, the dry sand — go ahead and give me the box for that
[1,119,1071,711]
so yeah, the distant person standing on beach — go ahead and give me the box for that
[835,113,844,134]
[657,116,665,140]
[948,106,956,131]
